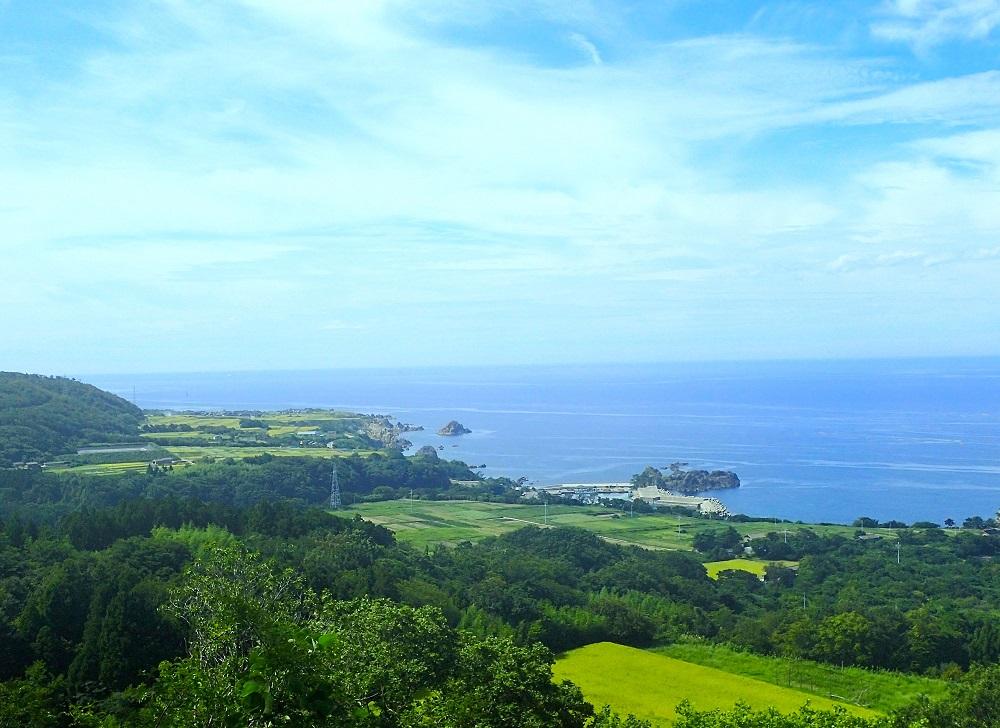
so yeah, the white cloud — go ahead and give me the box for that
[872,0,1000,49]
[3,0,1000,370]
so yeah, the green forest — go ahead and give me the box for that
[1,455,999,724]
[0,373,143,467]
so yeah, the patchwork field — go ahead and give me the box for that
[553,643,882,725]
[343,500,710,549]
[141,411,377,456]
[145,411,364,429]
[45,409,379,475]
[342,499,897,551]
[654,642,948,714]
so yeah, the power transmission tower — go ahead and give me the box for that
[330,463,342,509]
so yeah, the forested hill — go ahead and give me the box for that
[0,372,142,466]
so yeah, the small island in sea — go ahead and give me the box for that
[632,463,740,494]
[438,420,472,436]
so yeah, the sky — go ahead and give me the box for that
[2,0,1000,375]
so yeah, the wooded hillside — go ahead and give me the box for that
[0,372,142,466]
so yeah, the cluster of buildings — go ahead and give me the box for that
[522,482,730,517]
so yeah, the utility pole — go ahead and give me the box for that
[896,541,901,565]
[544,500,548,525]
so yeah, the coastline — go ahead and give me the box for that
[85,359,1000,525]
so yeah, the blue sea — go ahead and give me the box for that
[87,358,1000,525]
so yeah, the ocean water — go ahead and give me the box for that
[87,358,1000,525]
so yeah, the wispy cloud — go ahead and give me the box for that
[3,0,1000,371]
[568,32,603,65]
[872,0,1000,50]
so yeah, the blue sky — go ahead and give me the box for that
[3,0,1000,374]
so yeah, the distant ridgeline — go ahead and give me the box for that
[0,372,143,467]
[631,463,740,494]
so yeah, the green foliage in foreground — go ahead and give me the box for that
[553,642,882,726]
[673,702,887,727]
[67,546,608,727]
[891,664,1000,727]
[655,643,948,714]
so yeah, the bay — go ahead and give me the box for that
[87,357,1000,525]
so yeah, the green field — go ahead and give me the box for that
[168,445,361,461]
[343,500,711,549]
[342,500,896,551]
[144,411,366,440]
[655,642,947,714]
[145,411,362,429]
[48,445,363,476]
[135,411,376,465]
[704,559,798,579]
[45,461,194,477]
[554,643,881,725]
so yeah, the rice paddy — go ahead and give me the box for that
[553,642,883,726]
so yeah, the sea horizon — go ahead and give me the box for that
[85,356,1000,527]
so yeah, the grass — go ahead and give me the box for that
[653,642,949,714]
[704,559,798,579]
[341,500,897,552]
[553,642,882,726]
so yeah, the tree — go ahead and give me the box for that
[673,701,888,727]
[131,546,609,728]
[812,612,874,667]
[0,662,64,728]
[590,706,652,727]
[891,664,1000,727]
[400,636,593,727]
